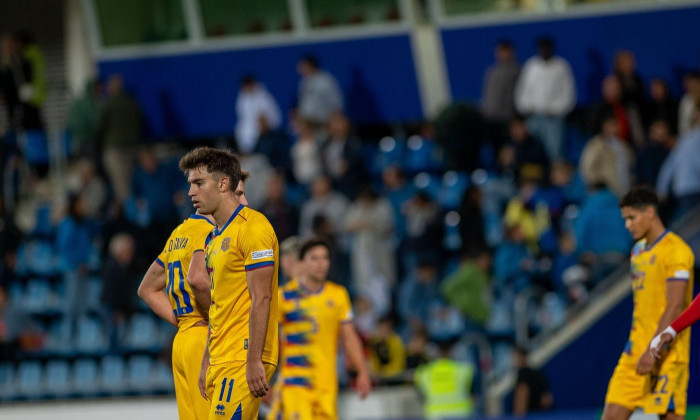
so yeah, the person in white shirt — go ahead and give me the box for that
[678,72,700,138]
[234,75,282,154]
[515,37,576,161]
[297,55,344,125]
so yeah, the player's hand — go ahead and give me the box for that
[636,350,655,375]
[199,363,209,400]
[246,359,270,398]
[355,370,372,400]
[650,331,674,359]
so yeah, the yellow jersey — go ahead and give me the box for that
[278,278,353,392]
[205,204,279,367]
[628,230,694,364]
[156,214,214,331]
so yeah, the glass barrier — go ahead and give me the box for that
[442,0,678,17]
[95,0,188,47]
[305,0,402,28]
[198,0,292,37]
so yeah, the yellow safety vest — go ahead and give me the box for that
[415,358,474,420]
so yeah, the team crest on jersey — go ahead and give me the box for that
[221,237,231,251]
[649,254,657,265]
[327,299,335,308]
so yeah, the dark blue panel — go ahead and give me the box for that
[442,6,700,107]
[98,34,422,139]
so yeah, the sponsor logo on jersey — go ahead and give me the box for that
[251,249,274,260]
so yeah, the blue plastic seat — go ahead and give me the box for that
[75,315,107,355]
[125,313,159,351]
[100,356,126,395]
[438,170,469,210]
[17,361,43,399]
[0,363,16,401]
[374,136,405,171]
[43,318,73,355]
[153,359,174,393]
[24,278,51,314]
[20,130,50,165]
[412,172,440,200]
[443,211,462,251]
[127,356,154,393]
[72,359,98,396]
[45,360,71,397]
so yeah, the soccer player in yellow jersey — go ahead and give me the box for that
[137,174,249,420]
[602,186,694,420]
[267,238,371,420]
[179,147,278,420]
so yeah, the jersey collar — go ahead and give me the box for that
[215,204,245,236]
[645,229,669,251]
[190,213,215,226]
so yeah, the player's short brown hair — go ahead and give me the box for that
[179,147,242,190]
[298,238,331,261]
[619,185,659,211]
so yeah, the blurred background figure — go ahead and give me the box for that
[512,346,553,416]
[234,74,281,155]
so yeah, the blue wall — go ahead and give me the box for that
[442,5,700,107]
[98,34,422,139]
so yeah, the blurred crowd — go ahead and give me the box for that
[2,30,700,413]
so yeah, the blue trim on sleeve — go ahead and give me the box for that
[646,229,669,251]
[192,249,204,254]
[245,261,275,271]
[155,258,165,268]
[190,213,215,226]
[667,277,689,282]
[215,204,245,236]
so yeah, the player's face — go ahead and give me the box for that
[302,246,330,283]
[234,180,248,206]
[187,167,222,215]
[621,206,653,240]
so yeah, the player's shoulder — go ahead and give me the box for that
[663,231,693,255]
[324,281,349,297]
[238,206,272,226]
[183,215,215,235]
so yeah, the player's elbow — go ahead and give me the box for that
[188,272,209,292]
[136,281,148,301]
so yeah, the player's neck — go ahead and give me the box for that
[213,198,242,230]
[644,221,667,246]
[298,275,324,293]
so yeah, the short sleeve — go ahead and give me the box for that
[155,240,168,268]
[665,245,694,282]
[337,286,353,324]
[239,217,277,271]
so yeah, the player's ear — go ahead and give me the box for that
[219,176,230,192]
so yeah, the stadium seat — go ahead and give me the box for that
[125,313,159,351]
[153,359,174,393]
[0,363,16,401]
[438,170,469,209]
[17,361,43,399]
[19,239,57,276]
[99,356,126,395]
[485,298,514,337]
[45,360,71,397]
[85,277,103,312]
[43,318,73,356]
[443,211,462,251]
[72,359,99,396]
[403,135,433,173]
[374,136,405,171]
[24,278,52,314]
[75,315,107,355]
[412,172,440,200]
[127,356,154,393]
[19,130,50,165]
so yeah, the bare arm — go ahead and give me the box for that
[137,261,177,327]
[199,330,210,399]
[513,383,529,416]
[340,322,371,399]
[188,250,211,308]
[246,265,274,397]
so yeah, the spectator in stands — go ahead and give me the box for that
[458,185,486,254]
[345,186,396,293]
[551,231,579,300]
[644,78,678,130]
[507,115,550,182]
[657,101,700,220]
[98,74,142,203]
[101,233,139,347]
[0,32,25,130]
[589,75,634,144]
[299,175,349,237]
[494,224,535,296]
[99,200,153,271]
[574,182,631,283]
[66,79,103,161]
[55,194,94,274]
[234,74,281,154]
[67,159,107,220]
[678,72,700,137]
[0,197,22,282]
[238,152,272,209]
[405,327,430,371]
[321,112,366,198]
[15,30,45,130]
[402,192,443,271]
[549,160,587,207]
[513,346,553,416]
[382,165,416,244]
[279,236,301,285]
[398,260,441,336]
[0,285,33,361]
[369,315,406,385]
[503,179,551,251]
[353,295,378,339]
[296,54,343,125]
[441,250,491,329]
[515,37,576,160]
[481,39,521,149]
[579,115,634,197]
[613,50,645,115]
[636,119,676,187]
[415,340,475,420]
[260,171,299,242]
[291,117,322,185]
[130,148,179,231]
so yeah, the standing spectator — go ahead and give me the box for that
[612,50,645,113]
[299,175,349,237]
[67,159,107,220]
[508,116,550,182]
[405,328,430,371]
[0,197,22,281]
[678,72,700,138]
[321,112,366,197]
[398,261,441,334]
[291,118,322,185]
[260,171,299,242]
[515,37,576,160]
[16,30,45,130]
[0,32,42,130]
[55,194,94,274]
[66,80,103,161]
[645,78,678,130]
[99,74,142,203]
[481,40,521,149]
[579,115,634,197]
[101,233,139,346]
[345,187,396,294]
[382,165,416,243]
[636,119,676,187]
[589,76,633,143]
[234,74,281,154]
[368,315,406,384]
[403,192,443,270]
[130,148,178,230]
[458,186,486,254]
[296,54,343,125]
[441,250,492,329]
[494,224,536,295]
[415,340,475,420]
[513,346,553,416]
